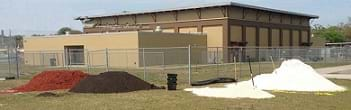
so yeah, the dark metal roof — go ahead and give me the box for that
[75,2,319,20]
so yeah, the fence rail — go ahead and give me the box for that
[2,46,351,85]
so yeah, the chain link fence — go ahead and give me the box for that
[0,36,19,78]
[4,46,351,85]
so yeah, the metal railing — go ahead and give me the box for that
[4,46,351,85]
[0,36,19,78]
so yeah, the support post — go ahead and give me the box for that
[15,39,19,79]
[216,47,219,77]
[87,51,91,73]
[324,47,327,64]
[67,50,71,70]
[62,50,65,68]
[41,51,44,67]
[188,45,192,85]
[278,48,281,60]
[258,47,261,75]
[7,46,11,74]
[142,48,146,80]
[105,48,109,72]
[162,52,165,74]
[239,47,243,80]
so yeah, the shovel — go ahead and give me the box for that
[247,56,255,87]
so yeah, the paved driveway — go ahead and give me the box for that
[316,65,351,80]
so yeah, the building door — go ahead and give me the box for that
[65,45,84,65]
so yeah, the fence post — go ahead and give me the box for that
[41,51,44,67]
[15,43,19,79]
[324,47,327,64]
[142,48,146,80]
[66,49,71,70]
[216,47,219,77]
[239,47,243,80]
[105,48,109,72]
[188,45,192,85]
[61,50,64,68]
[162,52,165,74]
[7,46,11,74]
[87,50,91,73]
[278,48,281,60]
[258,47,261,75]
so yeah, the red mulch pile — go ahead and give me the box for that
[10,70,88,93]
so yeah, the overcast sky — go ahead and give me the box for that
[0,0,350,35]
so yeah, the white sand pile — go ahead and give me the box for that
[248,59,346,92]
[185,81,275,99]
[185,59,346,99]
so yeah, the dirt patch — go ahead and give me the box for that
[69,71,162,93]
[11,70,88,93]
[329,72,342,74]
[36,92,61,97]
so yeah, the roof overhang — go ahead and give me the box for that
[75,2,319,20]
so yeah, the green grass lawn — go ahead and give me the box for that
[0,79,350,110]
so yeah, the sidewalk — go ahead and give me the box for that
[316,65,351,80]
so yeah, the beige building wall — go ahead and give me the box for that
[140,30,154,32]
[138,32,206,48]
[137,14,153,24]
[292,16,300,25]
[178,10,198,21]
[282,29,290,46]
[157,12,176,22]
[162,28,175,33]
[301,31,308,43]
[246,27,257,58]
[119,16,135,25]
[24,32,140,67]
[257,12,270,22]
[202,26,223,47]
[100,17,115,25]
[202,7,224,19]
[24,32,207,68]
[229,7,243,19]
[259,28,269,47]
[301,18,310,26]
[246,27,256,46]
[271,29,280,47]
[271,13,281,24]
[24,32,139,51]
[282,15,291,24]
[245,9,257,21]
[292,30,300,46]
[230,25,242,42]
[179,27,198,33]
[23,52,65,67]
[138,32,207,66]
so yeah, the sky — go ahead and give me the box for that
[0,0,350,35]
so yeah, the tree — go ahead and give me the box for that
[320,26,345,43]
[57,27,82,35]
[312,24,345,43]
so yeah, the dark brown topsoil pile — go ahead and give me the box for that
[69,71,162,93]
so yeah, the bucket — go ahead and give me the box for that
[167,74,177,90]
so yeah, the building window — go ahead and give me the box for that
[64,45,85,65]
